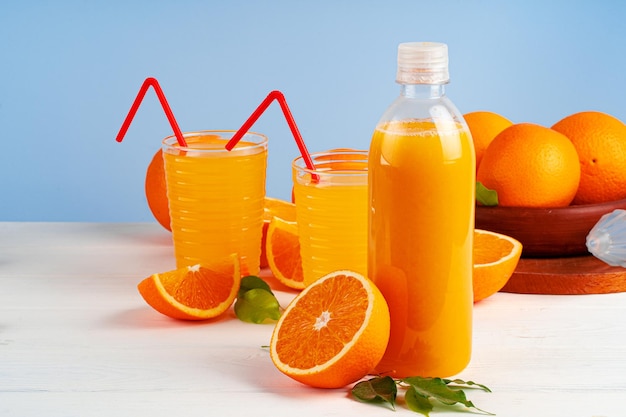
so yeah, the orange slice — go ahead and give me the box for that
[473,229,523,302]
[270,270,390,388]
[260,197,297,268]
[137,255,241,320]
[266,216,304,290]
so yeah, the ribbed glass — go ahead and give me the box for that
[162,131,267,275]
[292,150,368,286]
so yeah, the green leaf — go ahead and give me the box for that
[234,287,281,324]
[351,376,397,410]
[405,386,433,416]
[402,377,493,415]
[351,375,492,415]
[403,377,467,406]
[443,378,492,393]
[238,275,274,299]
[476,181,499,206]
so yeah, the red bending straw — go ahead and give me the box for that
[115,77,187,147]
[225,90,315,171]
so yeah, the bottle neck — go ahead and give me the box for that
[400,83,446,99]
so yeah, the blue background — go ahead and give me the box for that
[2,0,625,222]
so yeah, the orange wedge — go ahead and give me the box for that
[473,229,523,302]
[266,216,304,290]
[270,270,390,388]
[137,255,241,320]
[260,197,297,268]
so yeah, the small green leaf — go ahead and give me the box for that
[403,377,467,406]
[238,275,274,299]
[476,181,499,206]
[402,377,494,415]
[351,376,397,410]
[234,288,281,324]
[405,386,433,416]
[352,375,492,415]
[443,378,492,393]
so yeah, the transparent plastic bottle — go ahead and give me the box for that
[368,42,475,378]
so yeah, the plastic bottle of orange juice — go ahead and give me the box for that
[369,42,475,378]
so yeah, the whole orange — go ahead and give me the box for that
[477,123,581,208]
[551,111,626,205]
[464,111,513,171]
[145,149,171,231]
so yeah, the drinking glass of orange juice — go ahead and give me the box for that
[162,130,268,275]
[292,150,368,286]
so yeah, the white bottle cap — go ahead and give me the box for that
[396,42,449,85]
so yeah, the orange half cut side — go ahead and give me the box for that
[266,216,305,290]
[473,229,522,302]
[270,270,390,388]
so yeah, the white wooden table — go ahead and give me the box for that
[1,222,625,416]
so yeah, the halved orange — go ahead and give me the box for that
[137,255,241,320]
[473,229,523,302]
[270,270,390,388]
[260,197,297,268]
[266,216,304,290]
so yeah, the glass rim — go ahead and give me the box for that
[292,149,368,175]
[162,130,268,152]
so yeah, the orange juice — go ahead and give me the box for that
[162,131,267,275]
[292,150,368,286]
[369,120,474,377]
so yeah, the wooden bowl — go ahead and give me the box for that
[475,198,626,257]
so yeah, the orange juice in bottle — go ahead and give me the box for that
[368,43,475,377]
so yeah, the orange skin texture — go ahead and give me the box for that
[464,111,513,172]
[145,149,171,231]
[552,111,626,205]
[477,123,581,208]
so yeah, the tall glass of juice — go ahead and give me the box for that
[162,131,268,275]
[292,150,368,286]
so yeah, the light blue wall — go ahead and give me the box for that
[2,0,625,222]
